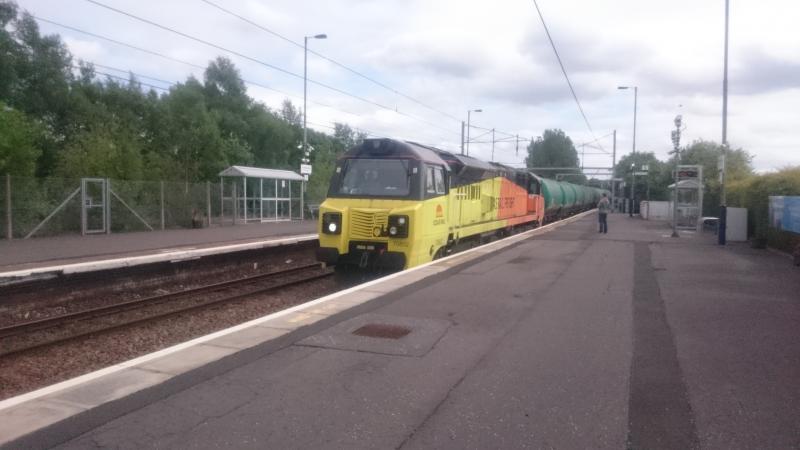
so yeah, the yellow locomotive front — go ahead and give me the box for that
[316,139,451,270]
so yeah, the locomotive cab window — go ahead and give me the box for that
[425,165,446,197]
[332,158,413,198]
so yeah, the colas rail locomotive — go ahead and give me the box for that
[316,138,608,270]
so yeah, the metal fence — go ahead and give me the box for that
[0,175,305,240]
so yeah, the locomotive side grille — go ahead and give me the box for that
[350,210,389,239]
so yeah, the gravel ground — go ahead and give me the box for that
[0,275,342,401]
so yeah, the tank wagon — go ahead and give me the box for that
[316,138,608,270]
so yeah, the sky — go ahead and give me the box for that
[16,0,800,176]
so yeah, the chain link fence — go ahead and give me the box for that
[0,175,308,240]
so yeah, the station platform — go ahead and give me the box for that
[2,212,799,449]
[0,221,318,278]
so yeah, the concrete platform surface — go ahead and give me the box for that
[2,213,799,449]
[0,220,317,274]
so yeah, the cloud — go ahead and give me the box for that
[731,49,800,95]
[367,35,488,78]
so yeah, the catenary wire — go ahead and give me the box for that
[198,0,463,124]
[82,0,461,139]
[36,17,375,121]
[530,0,607,154]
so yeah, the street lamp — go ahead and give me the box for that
[465,108,482,156]
[302,33,326,222]
[719,0,730,246]
[617,86,638,156]
[303,33,327,157]
[618,85,638,214]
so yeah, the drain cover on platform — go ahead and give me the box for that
[297,313,450,356]
[352,324,411,339]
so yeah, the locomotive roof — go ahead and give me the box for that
[341,139,449,166]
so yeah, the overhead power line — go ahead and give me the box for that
[530,0,607,154]
[89,62,176,86]
[35,17,381,122]
[82,0,460,139]
[76,61,444,149]
[85,67,171,92]
[198,0,463,124]
[469,123,532,142]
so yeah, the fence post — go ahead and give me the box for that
[5,174,11,240]
[106,178,111,234]
[160,181,165,230]
[232,182,238,225]
[219,177,224,226]
[206,181,211,227]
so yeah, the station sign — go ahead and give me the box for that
[300,164,312,175]
[676,165,700,180]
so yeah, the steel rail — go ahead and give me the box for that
[0,263,331,356]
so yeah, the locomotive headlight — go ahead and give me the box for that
[388,215,409,238]
[322,212,342,235]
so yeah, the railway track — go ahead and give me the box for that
[0,263,332,357]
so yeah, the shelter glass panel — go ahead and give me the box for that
[247,198,261,221]
[277,200,290,220]
[264,179,277,198]
[266,200,277,220]
[277,179,290,199]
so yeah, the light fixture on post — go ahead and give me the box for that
[618,85,638,215]
[303,33,327,158]
[719,0,730,246]
[465,108,482,156]
[302,33,326,221]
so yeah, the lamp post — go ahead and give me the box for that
[465,108,482,156]
[719,0,730,246]
[303,33,327,158]
[303,33,326,222]
[618,85,638,215]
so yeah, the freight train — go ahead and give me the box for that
[316,138,608,270]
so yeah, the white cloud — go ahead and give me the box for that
[18,0,800,172]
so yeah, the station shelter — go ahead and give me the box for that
[218,166,305,223]
[668,165,704,231]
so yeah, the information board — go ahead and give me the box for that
[770,196,800,234]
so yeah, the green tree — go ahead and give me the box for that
[1,6,74,176]
[161,78,226,182]
[0,102,41,176]
[0,1,380,189]
[0,1,20,102]
[614,151,669,202]
[525,129,580,179]
[57,123,144,180]
[280,99,302,127]
[332,123,366,151]
[679,140,753,215]
[246,102,298,169]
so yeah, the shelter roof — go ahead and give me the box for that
[219,165,305,181]
[668,179,702,189]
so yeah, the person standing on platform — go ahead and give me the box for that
[598,193,610,233]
